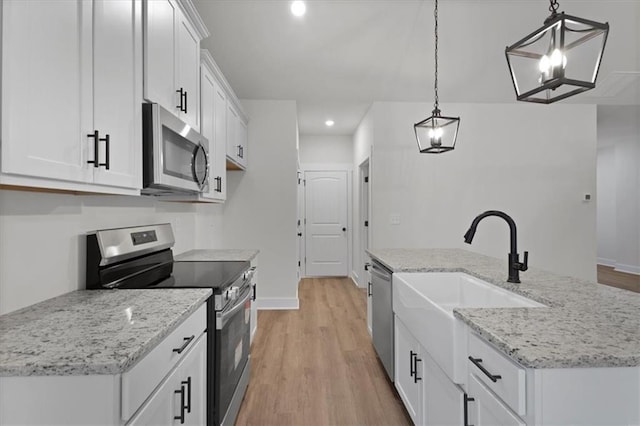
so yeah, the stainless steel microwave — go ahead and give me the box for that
[142,103,209,195]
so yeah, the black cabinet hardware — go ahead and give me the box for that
[237,145,244,159]
[410,351,416,378]
[214,176,222,192]
[181,377,192,413]
[101,133,110,170]
[413,354,422,383]
[468,356,502,382]
[364,220,369,227]
[367,282,372,297]
[252,283,257,301]
[342,227,346,232]
[174,384,186,424]
[176,88,187,113]
[87,130,100,168]
[364,262,370,271]
[297,232,302,237]
[464,393,475,426]
[173,335,195,354]
[87,131,110,169]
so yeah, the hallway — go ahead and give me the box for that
[236,278,411,426]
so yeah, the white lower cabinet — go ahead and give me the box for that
[465,331,640,426]
[0,304,207,425]
[395,316,465,426]
[423,354,465,426]
[128,332,206,426]
[394,317,424,423]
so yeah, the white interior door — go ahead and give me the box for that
[304,171,348,276]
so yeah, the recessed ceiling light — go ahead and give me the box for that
[325,120,335,127]
[291,1,306,17]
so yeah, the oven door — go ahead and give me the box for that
[216,286,251,422]
[143,103,209,194]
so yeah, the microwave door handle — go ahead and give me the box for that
[192,143,209,190]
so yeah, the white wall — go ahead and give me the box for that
[0,191,197,314]
[299,134,353,164]
[360,101,598,282]
[351,107,374,287]
[597,105,640,274]
[197,100,300,309]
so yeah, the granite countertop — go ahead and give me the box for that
[0,289,211,377]
[367,248,640,369]
[175,249,259,262]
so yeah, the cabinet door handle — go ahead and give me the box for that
[183,90,188,114]
[468,356,502,382]
[181,376,192,413]
[176,88,187,113]
[413,355,422,383]
[99,133,110,170]
[174,384,186,424]
[215,176,222,193]
[409,351,416,378]
[464,393,475,426]
[87,130,100,168]
[173,335,195,354]
[367,282,372,297]
[252,283,257,301]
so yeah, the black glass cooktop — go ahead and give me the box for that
[151,261,250,291]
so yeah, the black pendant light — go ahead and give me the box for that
[505,0,609,104]
[414,0,460,154]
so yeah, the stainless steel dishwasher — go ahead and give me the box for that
[370,260,394,381]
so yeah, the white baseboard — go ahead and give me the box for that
[350,270,364,288]
[597,258,616,268]
[257,297,299,310]
[614,263,640,275]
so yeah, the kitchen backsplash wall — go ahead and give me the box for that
[0,190,198,314]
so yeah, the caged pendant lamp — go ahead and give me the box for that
[505,0,609,104]
[414,0,460,154]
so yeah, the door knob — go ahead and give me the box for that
[297,233,302,237]
[342,227,346,232]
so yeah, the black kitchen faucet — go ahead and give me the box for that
[463,210,529,283]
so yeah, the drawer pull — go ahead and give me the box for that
[464,393,475,426]
[173,335,195,354]
[174,384,186,424]
[468,356,502,382]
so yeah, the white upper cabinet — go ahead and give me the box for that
[143,0,208,132]
[226,101,248,170]
[1,0,141,194]
[198,52,226,202]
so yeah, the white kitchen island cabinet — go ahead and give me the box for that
[1,0,142,194]
[143,0,208,132]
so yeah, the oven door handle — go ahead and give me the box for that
[217,287,252,330]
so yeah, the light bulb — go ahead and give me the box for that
[291,1,306,17]
[539,55,551,73]
[550,49,565,68]
[428,127,443,147]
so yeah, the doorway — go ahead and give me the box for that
[304,170,349,276]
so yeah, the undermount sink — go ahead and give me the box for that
[392,272,545,384]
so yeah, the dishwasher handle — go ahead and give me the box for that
[370,262,392,281]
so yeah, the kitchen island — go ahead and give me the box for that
[368,248,640,425]
[367,248,640,368]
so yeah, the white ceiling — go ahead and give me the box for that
[193,0,640,136]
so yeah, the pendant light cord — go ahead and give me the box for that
[549,0,560,14]
[433,0,440,114]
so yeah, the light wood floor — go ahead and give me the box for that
[597,264,640,293]
[235,278,411,426]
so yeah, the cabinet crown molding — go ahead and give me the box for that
[201,49,249,122]
[176,0,210,40]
